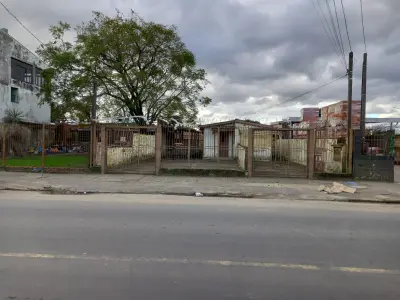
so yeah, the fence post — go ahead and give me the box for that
[100,125,107,174]
[89,122,94,167]
[244,147,248,171]
[2,125,6,167]
[41,123,46,169]
[347,129,354,174]
[217,126,220,164]
[307,129,316,179]
[155,123,162,175]
[187,131,191,163]
[247,128,254,177]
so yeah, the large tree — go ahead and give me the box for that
[38,11,211,124]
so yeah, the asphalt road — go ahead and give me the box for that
[0,192,399,300]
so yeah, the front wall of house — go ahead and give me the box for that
[0,29,50,123]
[0,84,50,123]
[203,127,216,158]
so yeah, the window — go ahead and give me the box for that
[35,68,43,87]
[11,87,19,103]
[11,58,33,84]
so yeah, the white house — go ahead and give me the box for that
[0,28,50,123]
[200,119,272,159]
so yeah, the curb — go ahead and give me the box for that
[1,186,400,204]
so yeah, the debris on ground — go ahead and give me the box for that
[344,181,358,188]
[317,182,357,194]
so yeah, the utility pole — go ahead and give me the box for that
[347,51,353,173]
[360,53,367,139]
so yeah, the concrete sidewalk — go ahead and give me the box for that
[0,171,399,203]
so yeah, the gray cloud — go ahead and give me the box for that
[1,0,399,122]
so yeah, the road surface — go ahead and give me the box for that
[0,191,399,299]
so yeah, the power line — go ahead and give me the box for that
[0,1,44,45]
[325,0,345,64]
[359,0,367,52]
[275,74,347,107]
[340,0,352,52]
[332,0,346,64]
[316,0,344,66]
[311,0,346,69]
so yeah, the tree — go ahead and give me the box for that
[1,108,31,157]
[38,10,211,124]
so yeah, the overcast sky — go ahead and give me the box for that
[1,0,399,124]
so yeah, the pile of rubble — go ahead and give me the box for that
[317,182,357,194]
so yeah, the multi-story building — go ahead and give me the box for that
[0,28,50,123]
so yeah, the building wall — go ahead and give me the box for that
[237,144,247,170]
[96,134,155,167]
[204,123,271,159]
[203,127,237,158]
[227,133,233,157]
[253,131,273,159]
[273,137,343,172]
[0,29,50,123]
[275,139,308,166]
[203,127,215,158]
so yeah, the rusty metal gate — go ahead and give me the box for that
[160,125,204,169]
[353,129,395,182]
[104,125,157,174]
[252,128,309,178]
[314,129,349,175]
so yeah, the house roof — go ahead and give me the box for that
[366,118,400,124]
[199,119,272,128]
[270,117,301,125]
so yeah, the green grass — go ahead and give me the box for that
[5,154,89,168]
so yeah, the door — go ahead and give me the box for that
[219,131,229,157]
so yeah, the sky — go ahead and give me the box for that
[0,0,399,124]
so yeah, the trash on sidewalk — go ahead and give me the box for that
[344,181,358,188]
[317,182,357,194]
[195,192,204,197]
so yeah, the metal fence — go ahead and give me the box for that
[361,129,395,156]
[353,129,396,182]
[252,128,309,178]
[0,122,90,171]
[160,124,244,171]
[314,129,350,174]
[102,125,157,174]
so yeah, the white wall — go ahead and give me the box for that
[203,127,238,158]
[253,131,273,160]
[0,84,50,123]
[235,123,247,156]
[0,29,50,123]
[228,133,233,157]
[204,123,273,159]
[203,127,215,158]
[237,144,247,170]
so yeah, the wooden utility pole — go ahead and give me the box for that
[347,51,354,173]
[360,53,367,138]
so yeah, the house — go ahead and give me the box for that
[158,119,203,159]
[199,119,272,159]
[270,117,301,128]
[0,28,50,123]
[271,117,301,139]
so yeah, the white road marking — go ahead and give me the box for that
[0,252,398,275]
